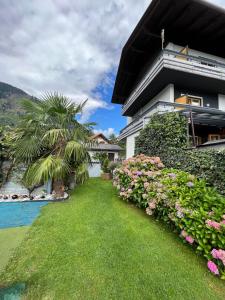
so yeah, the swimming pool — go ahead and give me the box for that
[0,201,48,229]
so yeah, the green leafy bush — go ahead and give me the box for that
[136,112,225,194]
[113,154,225,279]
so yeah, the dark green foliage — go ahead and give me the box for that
[167,150,225,194]
[136,112,225,193]
[136,112,188,157]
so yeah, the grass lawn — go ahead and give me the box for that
[0,227,29,272]
[1,178,225,299]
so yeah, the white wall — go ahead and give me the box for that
[126,132,140,159]
[127,117,133,124]
[133,84,174,118]
[219,94,225,111]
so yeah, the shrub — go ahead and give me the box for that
[136,112,225,194]
[113,154,225,279]
[108,161,120,175]
[135,112,188,158]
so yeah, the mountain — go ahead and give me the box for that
[0,82,35,126]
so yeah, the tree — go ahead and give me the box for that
[13,93,93,197]
[108,133,118,144]
[0,126,16,186]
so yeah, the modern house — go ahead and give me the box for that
[88,133,122,177]
[112,0,225,158]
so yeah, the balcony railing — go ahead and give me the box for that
[122,49,225,115]
[119,101,225,140]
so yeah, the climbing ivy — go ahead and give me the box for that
[136,112,225,194]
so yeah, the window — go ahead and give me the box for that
[108,153,115,161]
[208,134,220,141]
[175,95,202,107]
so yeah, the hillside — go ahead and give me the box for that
[0,82,35,126]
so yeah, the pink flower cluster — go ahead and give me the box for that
[185,235,194,244]
[211,249,225,266]
[121,154,164,170]
[180,230,194,244]
[207,261,219,275]
[206,217,225,231]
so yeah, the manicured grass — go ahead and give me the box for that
[0,227,29,271]
[1,178,225,299]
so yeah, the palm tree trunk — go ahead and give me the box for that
[53,179,65,198]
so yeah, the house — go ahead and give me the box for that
[88,133,122,177]
[112,0,225,158]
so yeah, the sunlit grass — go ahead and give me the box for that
[1,179,225,299]
[0,227,29,271]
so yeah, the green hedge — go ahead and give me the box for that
[136,112,225,194]
[113,154,225,279]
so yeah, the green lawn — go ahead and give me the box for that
[0,227,29,272]
[1,178,225,299]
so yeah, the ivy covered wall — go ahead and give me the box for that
[136,112,225,194]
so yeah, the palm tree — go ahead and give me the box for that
[13,93,93,197]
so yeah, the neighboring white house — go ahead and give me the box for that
[88,133,122,177]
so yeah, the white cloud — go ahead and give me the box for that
[0,0,224,122]
[0,0,150,121]
[93,127,118,138]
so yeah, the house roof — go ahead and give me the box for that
[90,133,109,143]
[90,144,123,152]
[112,0,225,105]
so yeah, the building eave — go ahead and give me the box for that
[112,0,225,105]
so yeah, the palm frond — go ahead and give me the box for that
[64,140,84,161]
[42,129,70,147]
[14,135,43,163]
[75,163,89,184]
[23,155,70,187]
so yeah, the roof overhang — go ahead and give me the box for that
[123,68,225,116]
[112,0,225,104]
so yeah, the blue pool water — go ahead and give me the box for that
[0,201,48,229]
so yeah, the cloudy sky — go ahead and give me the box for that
[0,0,225,136]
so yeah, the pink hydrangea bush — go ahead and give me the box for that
[114,155,225,279]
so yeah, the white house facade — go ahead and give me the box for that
[112,0,225,158]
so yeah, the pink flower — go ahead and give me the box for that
[144,182,150,189]
[220,220,225,225]
[207,261,219,275]
[168,173,176,179]
[146,207,153,216]
[211,249,225,266]
[206,220,221,230]
[185,236,194,244]
[181,230,188,238]
[186,181,194,188]
[149,201,156,209]
[136,171,142,176]
[211,249,220,259]
[158,163,164,168]
[223,215,225,220]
